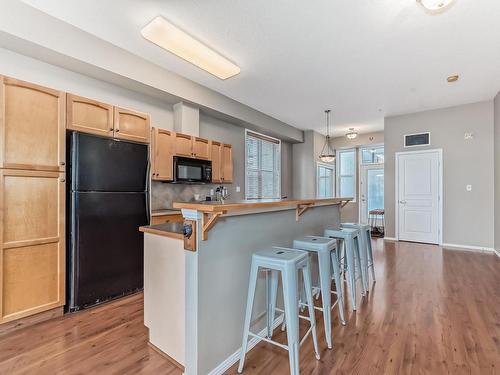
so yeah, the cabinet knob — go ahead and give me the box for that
[109,127,113,131]
[60,161,65,166]
[116,129,120,132]
[61,178,66,182]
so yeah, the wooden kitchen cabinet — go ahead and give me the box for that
[152,128,174,181]
[192,137,210,160]
[210,141,222,183]
[221,144,233,183]
[0,169,65,324]
[174,133,194,157]
[151,214,183,225]
[114,106,151,144]
[1,76,66,172]
[67,94,113,138]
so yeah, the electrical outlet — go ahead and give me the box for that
[466,185,472,192]
[236,186,241,192]
[464,132,474,140]
[210,189,214,195]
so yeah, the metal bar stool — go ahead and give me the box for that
[341,223,376,287]
[238,247,320,375]
[292,236,346,349]
[324,228,366,311]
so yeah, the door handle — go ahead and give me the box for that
[399,200,407,204]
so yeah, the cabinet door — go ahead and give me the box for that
[67,94,113,138]
[174,133,193,157]
[0,169,65,323]
[1,76,65,172]
[114,107,151,144]
[152,128,174,181]
[210,141,222,183]
[221,144,233,183]
[192,137,210,160]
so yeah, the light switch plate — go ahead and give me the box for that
[466,185,472,191]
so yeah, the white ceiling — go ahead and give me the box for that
[21,0,500,136]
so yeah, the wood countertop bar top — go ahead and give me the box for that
[172,197,352,213]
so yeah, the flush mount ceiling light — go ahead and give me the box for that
[416,0,456,13]
[346,128,358,140]
[447,74,459,82]
[319,110,336,163]
[141,16,240,80]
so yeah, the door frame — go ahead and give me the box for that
[358,163,384,224]
[395,148,443,245]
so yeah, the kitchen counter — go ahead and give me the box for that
[173,197,351,213]
[139,222,183,240]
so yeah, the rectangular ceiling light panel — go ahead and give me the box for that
[141,16,240,80]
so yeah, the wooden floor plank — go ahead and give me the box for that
[0,239,498,374]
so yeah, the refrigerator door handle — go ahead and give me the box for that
[145,158,151,222]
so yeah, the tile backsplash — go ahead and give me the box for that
[151,181,243,210]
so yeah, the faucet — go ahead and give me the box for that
[215,185,230,204]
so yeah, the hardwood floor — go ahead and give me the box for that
[0,239,498,374]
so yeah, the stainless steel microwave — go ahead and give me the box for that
[172,156,212,184]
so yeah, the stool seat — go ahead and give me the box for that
[254,247,307,265]
[324,228,359,239]
[341,222,370,231]
[293,236,336,252]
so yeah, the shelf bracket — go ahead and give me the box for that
[202,212,224,240]
[340,200,350,208]
[296,203,314,221]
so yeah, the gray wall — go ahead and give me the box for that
[331,132,385,222]
[495,92,500,255]
[384,101,495,248]
[152,114,294,209]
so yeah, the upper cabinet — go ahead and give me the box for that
[221,144,233,183]
[152,128,174,181]
[1,76,66,172]
[67,94,113,138]
[192,137,210,160]
[174,132,194,157]
[114,106,151,144]
[67,95,150,144]
[211,141,222,183]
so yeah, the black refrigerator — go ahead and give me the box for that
[67,132,150,311]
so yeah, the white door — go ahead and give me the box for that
[360,164,384,224]
[396,150,441,244]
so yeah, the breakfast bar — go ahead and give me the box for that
[139,197,350,375]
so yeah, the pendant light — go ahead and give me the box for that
[319,110,335,163]
[346,128,358,140]
[416,0,455,12]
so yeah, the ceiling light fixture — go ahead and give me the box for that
[141,16,240,80]
[346,128,358,140]
[447,74,459,82]
[416,0,455,13]
[319,110,336,163]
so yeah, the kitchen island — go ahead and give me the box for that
[140,198,350,375]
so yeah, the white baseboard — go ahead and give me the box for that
[383,237,397,241]
[494,249,500,258]
[207,313,285,375]
[441,243,495,254]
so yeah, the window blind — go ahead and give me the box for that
[245,131,281,199]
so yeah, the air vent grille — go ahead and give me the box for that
[404,133,430,147]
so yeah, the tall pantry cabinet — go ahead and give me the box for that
[0,76,66,323]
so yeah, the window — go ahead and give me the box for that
[245,130,281,199]
[336,149,356,200]
[360,146,384,164]
[317,163,335,198]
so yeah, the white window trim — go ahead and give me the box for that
[316,161,335,198]
[359,144,385,165]
[244,129,281,200]
[336,148,357,202]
